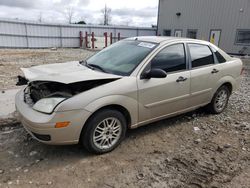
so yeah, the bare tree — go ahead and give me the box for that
[65,7,75,24]
[101,4,111,25]
[38,12,42,22]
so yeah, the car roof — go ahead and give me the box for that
[125,36,209,45]
[125,36,232,62]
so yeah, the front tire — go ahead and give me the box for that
[206,85,230,114]
[81,109,127,154]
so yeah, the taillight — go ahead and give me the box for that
[240,67,244,75]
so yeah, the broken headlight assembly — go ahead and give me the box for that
[25,79,119,114]
[32,97,66,114]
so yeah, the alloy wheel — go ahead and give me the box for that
[214,89,228,112]
[93,117,122,150]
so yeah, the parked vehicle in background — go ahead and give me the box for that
[15,37,243,154]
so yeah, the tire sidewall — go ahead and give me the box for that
[82,109,127,154]
[212,86,230,113]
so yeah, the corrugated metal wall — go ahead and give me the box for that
[0,19,156,48]
[157,0,250,54]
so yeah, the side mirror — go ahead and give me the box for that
[141,68,167,79]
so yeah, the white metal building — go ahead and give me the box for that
[0,18,156,48]
[157,0,250,55]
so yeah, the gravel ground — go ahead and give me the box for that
[0,49,249,188]
[0,48,94,90]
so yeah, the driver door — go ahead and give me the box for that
[137,43,191,123]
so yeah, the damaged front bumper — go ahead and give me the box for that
[15,89,91,145]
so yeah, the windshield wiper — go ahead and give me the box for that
[79,60,94,70]
[79,60,106,73]
[79,60,89,67]
[87,63,107,73]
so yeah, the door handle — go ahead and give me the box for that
[176,76,187,82]
[211,68,219,74]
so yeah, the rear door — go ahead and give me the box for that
[188,43,218,107]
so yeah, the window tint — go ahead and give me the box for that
[151,44,186,73]
[210,46,226,63]
[188,44,214,68]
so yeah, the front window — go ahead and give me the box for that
[151,43,186,73]
[86,40,157,76]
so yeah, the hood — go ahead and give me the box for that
[21,61,122,84]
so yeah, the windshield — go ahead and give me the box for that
[85,40,157,76]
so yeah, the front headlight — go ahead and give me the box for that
[33,98,66,114]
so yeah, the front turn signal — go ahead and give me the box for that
[55,121,70,128]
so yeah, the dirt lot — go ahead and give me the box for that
[0,49,249,188]
[0,48,94,90]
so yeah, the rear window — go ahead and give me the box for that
[188,44,214,68]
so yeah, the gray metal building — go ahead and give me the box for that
[157,0,250,55]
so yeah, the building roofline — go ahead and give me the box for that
[0,18,156,30]
[156,0,160,35]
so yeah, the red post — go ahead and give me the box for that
[104,32,107,47]
[85,32,88,48]
[118,32,120,41]
[110,32,113,45]
[79,31,83,48]
[110,33,113,44]
[91,32,94,49]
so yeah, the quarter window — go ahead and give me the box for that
[235,30,250,44]
[188,44,214,68]
[151,44,186,73]
[210,46,226,63]
[214,51,226,63]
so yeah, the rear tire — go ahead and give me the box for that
[81,109,127,154]
[206,85,230,114]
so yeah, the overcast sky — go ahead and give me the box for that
[0,0,158,27]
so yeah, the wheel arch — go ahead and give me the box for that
[83,95,138,126]
[86,104,132,128]
[79,104,132,145]
[214,76,236,95]
[206,81,232,114]
[221,82,233,94]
